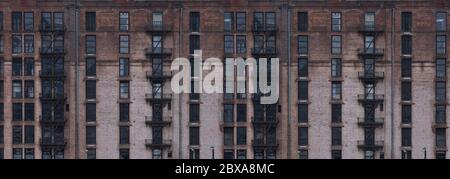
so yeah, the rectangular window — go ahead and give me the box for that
[298,127,308,146]
[24,35,34,53]
[402,35,412,55]
[87,148,96,159]
[24,80,34,98]
[189,104,199,122]
[253,12,264,31]
[401,81,412,101]
[119,35,129,54]
[119,126,129,144]
[0,12,3,31]
[298,149,308,159]
[332,104,342,123]
[298,58,308,77]
[190,12,200,32]
[41,12,51,30]
[265,12,276,30]
[365,12,375,30]
[402,105,412,124]
[298,104,308,123]
[86,58,96,76]
[12,12,22,32]
[119,103,129,122]
[54,12,64,30]
[24,126,34,144]
[236,127,247,145]
[331,58,342,77]
[189,127,200,145]
[224,35,234,54]
[223,104,233,123]
[119,149,129,159]
[224,149,234,159]
[152,12,163,30]
[331,127,342,146]
[12,103,22,121]
[401,58,412,78]
[86,103,96,122]
[12,58,22,76]
[0,35,3,53]
[437,35,446,55]
[12,81,22,98]
[86,35,96,54]
[332,150,342,159]
[119,12,129,31]
[224,12,234,32]
[331,35,342,54]
[24,12,34,32]
[236,104,247,122]
[331,12,341,32]
[437,59,446,79]
[224,127,234,146]
[297,36,308,54]
[436,151,446,159]
[13,126,22,144]
[189,149,200,159]
[402,12,412,32]
[331,82,342,100]
[86,12,96,32]
[119,82,129,99]
[13,148,22,159]
[236,35,246,54]
[436,105,446,124]
[402,150,412,159]
[0,126,3,144]
[298,81,308,100]
[401,128,412,147]
[436,82,446,102]
[119,58,129,77]
[25,148,35,159]
[86,126,96,145]
[86,80,96,99]
[12,35,22,54]
[436,12,447,32]
[189,35,200,54]
[236,12,246,32]
[436,128,446,148]
[24,58,34,76]
[298,12,308,32]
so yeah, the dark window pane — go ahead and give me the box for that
[86,58,96,76]
[85,80,96,99]
[401,128,412,147]
[189,127,200,145]
[13,126,22,144]
[189,104,199,122]
[402,12,412,32]
[119,103,129,122]
[119,126,129,144]
[86,126,96,145]
[190,12,200,32]
[298,58,308,77]
[86,12,96,31]
[298,104,308,123]
[298,12,308,32]
[332,127,342,146]
[298,127,308,146]
[86,103,96,122]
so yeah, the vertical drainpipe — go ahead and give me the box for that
[390,6,395,159]
[75,0,80,159]
[286,4,292,159]
[178,6,183,159]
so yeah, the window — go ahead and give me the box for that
[13,126,22,144]
[189,148,200,159]
[0,12,3,31]
[119,103,129,122]
[236,150,246,159]
[189,35,200,54]
[13,148,22,159]
[297,36,308,54]
[189,104,199,122]
[0,35,3,53]
[24,103,34,121]
[25,148,35,159]
[331,12,341,32]
[86,103,96,122]
[436,12,447,32]
[364,35,375,53]
[119,12,129,31]
[401,150,412,159]
[436,35,446,55]
[224,127,234,146]
[224,149,234,159]
[119,35,129,54]
[119,126,129,144]
[298,149,308,159]
[298,127,308,146]
[24,12,33,32]
[24,35,34,53]
[0,126,3,144]
[332,104,342,123]
[86,12,96,31]
[236,12,246,32]
[54,12,64,30]
[331,58,341,78]
[236,127,246,145]
[365,12,375,30]
[401,12,412,32]
[12,81,22,98]
[87,148,96,159]
[0,148,3,159]
[298,81,308,100]
[41,12,51,30]
[86,126,96,145]
[331,36,341,54]
[401,128,412,147]
[401,58,412,78]
[12,103,22,121]
[224,12,234,32]
[331,82,342,100]
[401,82,411,101]
[436,128,446,148]
[332,150,342,159]
[24,80,34,98]
[119,149,129,159]
[189,127,200,145]
[223,104,233,123]
[24,126,34,144]
[119,82,129,99]
[236,35,246,54]
[236,104,246,122]
[253,12,264,31]
[436,82,446,102]
[152,149,162,159]
[152,12,163,30]
[224,35,234,54]
[402,35,412,55]
[190,12,200,32]
[12,35,22,54]
[364,150,375,159]
[12,58,22,76]
[298,12,308,32]
[402,105,412,124]
[119,58,129,77]
[86,80,96,99]
[436,151,446,159]
[436,105,446,124]
[298,104,308,123]
[265,12,276,30]
[437,59,446,79]
[298,58,308,77]
[86,58,96,76]
[24,58,34,76]
[331,127,342,146]
[86,35,96,54]
[12,12,22,32]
